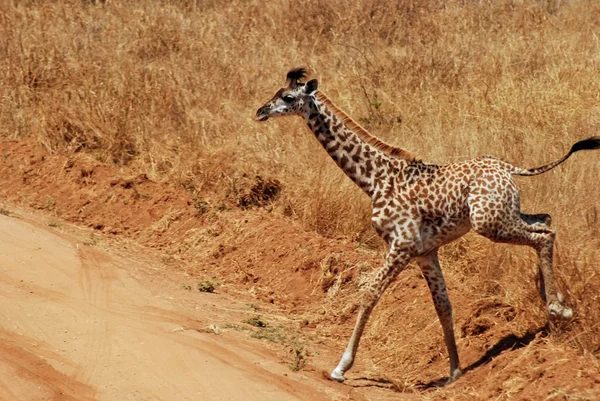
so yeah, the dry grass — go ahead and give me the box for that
[1,0,600,385]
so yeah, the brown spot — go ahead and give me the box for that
[343,143,355,153]
[328,142,340,153]
[373,200,386,208]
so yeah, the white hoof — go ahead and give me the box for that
[560,307,573,320]
[330,369,345,383]
[549,302,573,320]
[445,368,462,385]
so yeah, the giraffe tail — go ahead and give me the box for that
[511,136,600,177]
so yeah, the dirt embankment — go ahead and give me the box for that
[1,140,600,400]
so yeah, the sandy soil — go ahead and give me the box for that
[0,212,349,401]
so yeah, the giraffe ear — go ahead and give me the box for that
[305,79,318,94]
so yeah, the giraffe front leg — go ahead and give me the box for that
[331,248,411,382]
[415,250,462,383]
[330,302,372,382]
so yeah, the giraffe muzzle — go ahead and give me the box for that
[255,106,270,122]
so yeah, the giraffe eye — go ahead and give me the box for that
[282,95,294,103]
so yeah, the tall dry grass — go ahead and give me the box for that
[1,0,600,353]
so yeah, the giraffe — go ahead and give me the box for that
[255,67,600,384]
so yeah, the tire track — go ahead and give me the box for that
[0,213,343,401]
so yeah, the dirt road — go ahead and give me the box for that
[0,212,344,401]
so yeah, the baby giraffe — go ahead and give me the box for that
[255,67,599,383]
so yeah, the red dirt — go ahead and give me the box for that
[1,139,599,400]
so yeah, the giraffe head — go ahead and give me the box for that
[255,67,318,122]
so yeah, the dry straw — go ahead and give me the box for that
[1,0,600,382]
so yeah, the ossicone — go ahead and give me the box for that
[286,67,309,86]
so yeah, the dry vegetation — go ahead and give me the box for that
[1,0,600,398]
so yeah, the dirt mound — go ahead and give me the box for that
[461,299,516,337]
[236,175,282,210]
[0,139,371,308]
[1,139,599,400]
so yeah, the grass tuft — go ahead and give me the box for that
[197,279,218,293]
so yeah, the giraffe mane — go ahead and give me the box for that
[315,91,416,161]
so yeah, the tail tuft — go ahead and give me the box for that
[512,136,600,177]
[570,136,600,154]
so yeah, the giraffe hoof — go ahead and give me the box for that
[330,370,345,383]
[549,302,573,320]
[444,368,462,385]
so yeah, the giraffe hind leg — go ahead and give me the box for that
[514,216,571,317]
[520,213,554,301]
[471,211,572,320]
[530,224,572,320]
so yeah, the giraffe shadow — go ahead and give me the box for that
[343,376,397,390]
[342,326,548,392]
[415,325,548,390]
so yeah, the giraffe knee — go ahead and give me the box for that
[361,287,382,309]
[534,229,556,252]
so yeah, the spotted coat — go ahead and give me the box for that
[256,67,599,384]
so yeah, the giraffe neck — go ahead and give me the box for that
[302,91,414,197]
